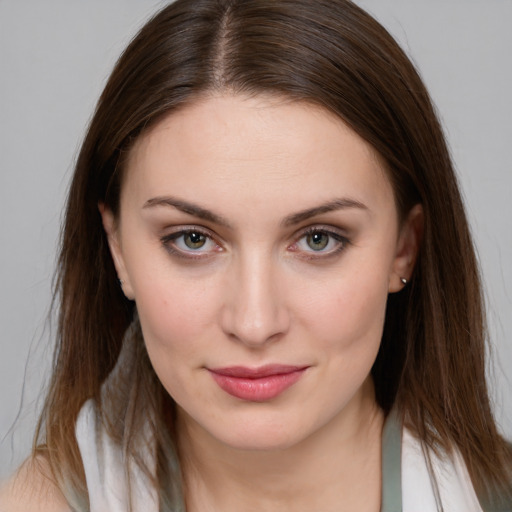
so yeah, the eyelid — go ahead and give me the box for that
[160,226,223,259]
[299,224,348,237]
[289,224,350,258]
[159,223,351,261]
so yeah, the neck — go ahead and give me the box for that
[177,378,384,512]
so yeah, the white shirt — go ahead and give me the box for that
[76,399,484,512]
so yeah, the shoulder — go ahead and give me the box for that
[0,456,71,512]
[0,399,95,512]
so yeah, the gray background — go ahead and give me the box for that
[1,0,511,478]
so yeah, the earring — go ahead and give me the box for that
[118,278,123,286]
[400,277,408,285]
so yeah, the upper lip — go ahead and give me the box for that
[208,364,309,379]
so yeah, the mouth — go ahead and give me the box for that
[208,364,309,402]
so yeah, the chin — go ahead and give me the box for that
[210,408,319,452]
[178,401,311,452]
[217,427,305,452]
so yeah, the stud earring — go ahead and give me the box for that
[400,277,408,285]
[118,278,123,286]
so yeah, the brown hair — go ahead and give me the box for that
[35,0,511,509]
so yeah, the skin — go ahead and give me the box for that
[0,93,421,512]
[102,93,422,511]
[0,94,422,512]
[0,457,70,512]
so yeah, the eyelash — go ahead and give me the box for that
[160,226,350,261]
[289,226,350,260]
[160,227,221,260]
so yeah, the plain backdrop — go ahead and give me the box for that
[1,0,511,479]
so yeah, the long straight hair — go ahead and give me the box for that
[35,0,511,509]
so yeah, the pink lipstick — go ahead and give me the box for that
[208,364,308,402]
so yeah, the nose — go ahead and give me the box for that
[220,253,290,348]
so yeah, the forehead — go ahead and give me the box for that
[122,93,394,217]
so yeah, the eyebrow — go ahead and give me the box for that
[143,196,233,228]
[282,198,368,226]
[142,196,368,228]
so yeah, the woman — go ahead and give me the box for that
[1,0,511,510]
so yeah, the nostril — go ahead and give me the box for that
[219,294,290,348]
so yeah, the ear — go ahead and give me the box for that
[98,203,135,300]
[388,204,423,293]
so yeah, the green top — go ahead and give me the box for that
[381,409,402,512]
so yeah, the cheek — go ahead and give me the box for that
[305,276,388,404]
[297,261,390,350]
[290,258,391,410]
[122,237,223,367]
[133,276,222,405]
[135,276,220,354]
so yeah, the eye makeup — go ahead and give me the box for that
[159,223,351,263]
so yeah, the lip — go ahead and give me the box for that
[208,364,309,402]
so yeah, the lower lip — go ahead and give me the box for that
[209,368,307,402]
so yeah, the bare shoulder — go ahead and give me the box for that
[0,457,71,512]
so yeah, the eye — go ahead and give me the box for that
[305,232,330,251]
[182,231,208,249]
[161,228,221,258]
[291,227,349,257]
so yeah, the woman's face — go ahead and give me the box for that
[103,94,419,451]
